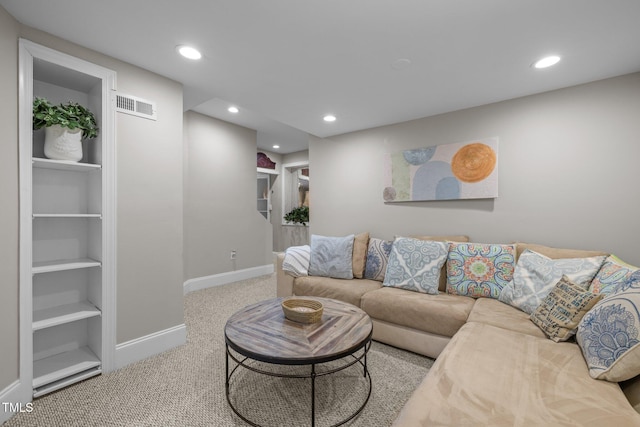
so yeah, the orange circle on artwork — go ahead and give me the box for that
[451,143,496,183]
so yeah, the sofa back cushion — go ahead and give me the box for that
[352,232,370,279]
[446,242,516,299]
[514,242,607,261]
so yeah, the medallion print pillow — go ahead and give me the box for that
[498,250,606,314]
[364,238,393,282]
[589,254,639,295]
[383,237,448,295]
[577,270,640,382]
[446,243,515,299]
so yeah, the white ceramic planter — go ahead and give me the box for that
[44,125,83,161]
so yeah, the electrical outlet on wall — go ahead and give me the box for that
[230,250,237,260]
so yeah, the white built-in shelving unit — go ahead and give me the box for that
[18,39,116,399]
[257,168,278,220]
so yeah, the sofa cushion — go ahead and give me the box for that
[467,297,547,338]
[498,249,605,314]
[292,276,381,308]
[531,275,602,342]
[383,237,448,295]
[364,237,392,282]
[577,271,640,382]
[392,322,640,426]
[360,287,475,337]
[515,242,607,261]
[352,232,370,279]
[590,254,639,295]
[446,242,515,299]
[308,234,354,279]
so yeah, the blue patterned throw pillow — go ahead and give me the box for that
[383,237,448,294]
[308,234,354,279]
[589,255,639,295]
[577,270,640,382]
[498,250,605,314]
[364,238,393,282]
[446,243,515,299]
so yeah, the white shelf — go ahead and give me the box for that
[33,347,101,389]
[33,301,101,331]
[33,366,101,398]
[33,258,101,274]
[33,213,102,218]
[257,167,279,175]
[33,157,101,172]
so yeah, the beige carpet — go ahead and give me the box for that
[5,274,433,426]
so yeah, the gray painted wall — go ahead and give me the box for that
[183,111,271,280]
[15,25,185,346]
[310,73,640,266]
[0,5,20,393]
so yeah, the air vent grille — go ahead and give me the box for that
[115,93,157,120]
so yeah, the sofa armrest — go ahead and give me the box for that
[276,252,295,297]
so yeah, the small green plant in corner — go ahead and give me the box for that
[284,206,309,226]
[33,97,99,139]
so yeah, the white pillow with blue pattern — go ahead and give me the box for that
[383,237,448,294]
[308,234,354,279]
[498,249,606,314]
[577,270,640,382]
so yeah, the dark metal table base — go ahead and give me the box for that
[225,341,372,427]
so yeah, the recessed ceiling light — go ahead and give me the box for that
[533,55,561,69]
[176,45,202,60]
[323,114,337,122]
[228,106,239,113]
[273,145,280,149]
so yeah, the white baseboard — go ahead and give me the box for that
[0,380,31,424]
[183,264,274,295]
[115,324,187,370]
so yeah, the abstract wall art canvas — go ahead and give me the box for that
[383,137,498,202]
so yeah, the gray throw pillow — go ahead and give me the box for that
[309,234,355,279]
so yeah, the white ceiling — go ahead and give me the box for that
[3,1,640,154]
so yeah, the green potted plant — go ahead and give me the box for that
[284,205,309,226]
[33,97,99,162]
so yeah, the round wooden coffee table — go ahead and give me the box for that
[224,297,373,427]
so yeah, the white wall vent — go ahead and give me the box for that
[115,93,157,120]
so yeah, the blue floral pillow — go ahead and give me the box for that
[589,255,638,295]
[446,243,515,299]
[577,270,640,382]
[498,250,605,314]
[364,238,393,282]
[383,237,448,294]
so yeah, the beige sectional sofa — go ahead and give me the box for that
[276,240,640,426]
